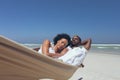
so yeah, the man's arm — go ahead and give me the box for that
[81,38,92,50]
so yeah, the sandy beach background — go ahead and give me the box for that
[24,44,120,80]
[70,52,120,80]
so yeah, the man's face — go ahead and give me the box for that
[72,36,80,46]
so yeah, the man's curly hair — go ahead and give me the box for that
[53,33,71,47]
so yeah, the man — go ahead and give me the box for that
[58,35,92,67]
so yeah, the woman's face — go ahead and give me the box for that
[56,38,68,50]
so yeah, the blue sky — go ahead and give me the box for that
[0,0,120,43]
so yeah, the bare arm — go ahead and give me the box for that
[42,40,68,58]
[58,48,69,56]
[42,39,51,55]
[50,48,69,58]
[81,38,92,50]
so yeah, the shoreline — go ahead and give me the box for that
[90,50,120,55]
[22,43,120,55]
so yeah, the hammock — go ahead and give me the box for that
[0,35,79,80]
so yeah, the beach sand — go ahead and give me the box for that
[69,52,120,80]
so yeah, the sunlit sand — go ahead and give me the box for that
[70,52,120,80]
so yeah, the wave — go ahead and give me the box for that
[92,44,120,46]
[22,43,120,55]
[22,43,41,48]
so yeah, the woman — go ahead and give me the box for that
[38,33,71,58]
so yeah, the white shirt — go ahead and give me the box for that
[38,45,55,54]
[58,47,87,66]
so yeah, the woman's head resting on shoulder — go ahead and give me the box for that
[53,33,71,50]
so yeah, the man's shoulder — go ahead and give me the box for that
[73,46,88,52]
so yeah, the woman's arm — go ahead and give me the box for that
[42,39,67,58]
[58,48,69,57]
[42,39,51,55]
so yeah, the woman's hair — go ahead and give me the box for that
[53,33,71,47]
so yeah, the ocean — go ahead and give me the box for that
[23,44,120,55]
[90,44,120,55]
